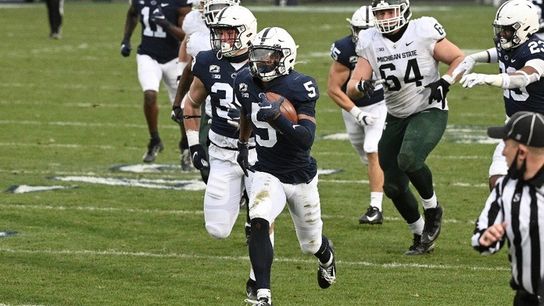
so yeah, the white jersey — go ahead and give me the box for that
[357,17,447,118]
[182,10,211,58]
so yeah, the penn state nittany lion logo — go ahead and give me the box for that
[239,83,248,92]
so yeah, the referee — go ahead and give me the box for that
[472,111,544,306]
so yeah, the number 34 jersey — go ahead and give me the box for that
[497,35,544,116]
[356,17,446,118]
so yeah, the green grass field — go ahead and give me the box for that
[0,2,514,305]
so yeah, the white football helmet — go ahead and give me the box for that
[249,27,297,82]
[210,5,256,58]
[203,0,240,25]
[371,0,411,34]
[493,0,539,50]
[347,6,375,42]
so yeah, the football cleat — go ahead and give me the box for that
[404,234,435,256]
[245,278,257,303]
[421,204,443,246]
[317,245,336,289]
[142,139,164,163]
[358,206,383,225]
[246,289,271,306]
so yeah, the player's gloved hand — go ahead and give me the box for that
[451,56,476,80]
[150,7,171,29]
[349,107,377,126]
[256,93,281,122]
[171,105,183,124]
[425,77,451,109]
[226,106,241,129]
[461,73,488,88]
[356,79,376,98]
[189,144,209,170]
[120,40,131,57]
[237,141,252,177]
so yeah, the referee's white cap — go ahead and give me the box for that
[488,111,544,147]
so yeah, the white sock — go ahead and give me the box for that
[370,192,383,211]
[257,289,271,302]
[408,216,424,235]
[422,192,437,209]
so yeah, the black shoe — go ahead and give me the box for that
[358,206,383,225]
[317,243,336,289]
[421,204,443,245]
[142,139,164,163]
[245,278,257,302]
[404,234,435,256]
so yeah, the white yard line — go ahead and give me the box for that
[0,247,507,272]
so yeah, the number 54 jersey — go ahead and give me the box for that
[234,68,319,185]
[356,17,447,118]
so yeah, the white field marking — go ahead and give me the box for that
[0,204,203,216]
[0,120,179,130]
[53,176,206,191]
[8,185,74,194]
[0,169,199,180]
[0,247,508,272]
[0,142,116,150]
[0,100,139,109]
[0,203,474,224]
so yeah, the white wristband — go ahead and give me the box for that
[441,74,454,85]
[186,130,200,147]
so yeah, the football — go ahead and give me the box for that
[265,92,298,123]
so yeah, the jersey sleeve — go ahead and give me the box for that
[355,28,374,59]
[191,51,210,81]
[182,10,200,35]
[330,38,352,68]
[417,17,447,42]
[288,75,319,117]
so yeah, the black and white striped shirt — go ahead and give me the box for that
[472,170,544,295]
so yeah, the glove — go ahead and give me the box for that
[237,141,252,177]
[226,106,241,129]
[171,105,183,124]
[451,56,476,80]
[356,80,376,98]
[461,73,487,88]
[120,40,131,57]
[189,144,209,170]
[349,107,377,126]
[150,7,171,29]
[424,77,451,109]
[256,93,281,122]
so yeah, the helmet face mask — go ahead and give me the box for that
[203,0,240,25]
[347,6,374,43]
[371,0,411,34]
[209,6,257,58]
[249,27,297,82]
[493,0,539,50]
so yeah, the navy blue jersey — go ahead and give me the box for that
[193,50,246,141]
[496,36,544,116]
[330,35,384,107]
[235,68,318,184]
[132,0,191,63]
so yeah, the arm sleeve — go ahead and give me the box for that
[271,116,315,151]
[471,182,505,254]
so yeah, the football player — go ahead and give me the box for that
[120,0,192,163]
[452,0,544,190]
[172,0,240,174]
[532,0,544,40]
[180,5,264,302]
[236,27,337,306]
[347,0,464,255]
[328,5,387,225]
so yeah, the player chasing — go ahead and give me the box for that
[236,27,336,306]
[328,5,387,225]
[347,0,464,255]
[451,0,544,190]
[120,0,192,165]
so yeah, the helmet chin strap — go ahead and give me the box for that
[508,150,527,180]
